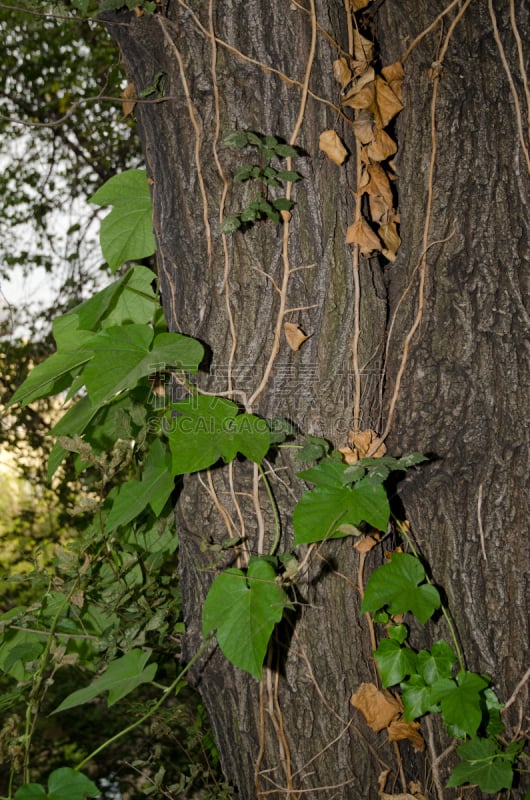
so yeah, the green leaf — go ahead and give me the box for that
[446,737,514,793]
[202,558,290,678]
[47,768,99,800]
[82,326,202,407]
[8,349,93,408]
[276,170,302,182]
[0,630,46,680]
[272,197,295,211]
[360,552,441,624]
[234,165,254,182]
[167,394,270,474]
[53,266,156,345]
[430,670,490,737]
[220,213,241,234]
[13,768,98,800]
[293,480,390,545]
[373,638,417,687]
[273,143,299,158]
[13,785,47,800]
[417,640,457,685]
[387,623,408,643]
[90,169,156,272]
[53,649,157,713]
[295,435,330,462]
[298,456,349,487]
[221,130,249,149]
[401,674,438,720]
[342,452,428,487]
[104,439,174,533]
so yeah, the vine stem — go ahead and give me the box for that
[248,0,317,408]
[368,0,473,457]
[258,463,281,556]
[22,582,79,784]
[75,636,214,773]
[395,519,465,671]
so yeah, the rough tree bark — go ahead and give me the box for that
[105,1,529,797]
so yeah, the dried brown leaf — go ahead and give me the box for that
[319,130,348,165]
[346,218,382,256]
[381,61,405,103]
[352,0,371,8]
[351,110,375,145]
[348,429,387,459]
[354,534,380,553]
[353,29,374,67]
[351,683,402,732]
[366,128,397,161]
[387,718,425,752]
[374,76,404,127]
[379,221,401,260]
[364,164,394,224]
[333,57,352,88]
[342,68,376,111]
[121,81,137,117]
[378,770,422,800]
[284,322,309,351]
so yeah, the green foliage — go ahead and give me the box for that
[202,557,292,679]
[361,547,523,793]
[167,395,270,475]
[292,454,425,545]
[90,169,157,272]
[446,738,521,794]
[220,131,302,232]
[361,551,441,624]
[53,649,158,713]
[13,768,98,800]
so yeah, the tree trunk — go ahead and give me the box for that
[105,1,529,797]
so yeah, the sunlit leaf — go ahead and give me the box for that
[90,169,156,272]
[202,558,290,679]
[167,394,270,474]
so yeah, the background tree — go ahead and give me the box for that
[0,0,138,335]
[101,1,530,798]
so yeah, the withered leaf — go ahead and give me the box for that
[333,57,352,88]
[284,322,309,351]
[379,221,401,261]
[121,81,137,117]
[348,428,387,459]
[352,0,371,8]
[353,29,374,67]
[366,128,398,162]
[342,73,376,113]
[346,218,382,256]
[381,61,405,103]
[351,683,402,732]
[387,718,425,752]
[374,76,404,128]
[351,110,375,145]
[354,534,380,553]
[364,164,394,224]
[319,130,348,166]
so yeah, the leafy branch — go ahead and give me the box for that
[220,131,302,232]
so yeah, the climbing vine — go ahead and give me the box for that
[2,1,530,799]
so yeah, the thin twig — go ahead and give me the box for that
[477,482,487,561]
[157,16,212,260]
[489,0,530,173]
[503,665,530,712]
